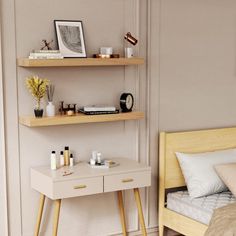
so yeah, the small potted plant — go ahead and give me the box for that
[26,75,49,118]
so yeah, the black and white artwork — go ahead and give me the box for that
[54,20,86,58]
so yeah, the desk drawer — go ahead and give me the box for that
[104,171,151,192]
[53,176,103,199]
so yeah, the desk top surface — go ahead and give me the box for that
[31,158,151,182]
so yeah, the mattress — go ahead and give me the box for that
[167,191,236,225]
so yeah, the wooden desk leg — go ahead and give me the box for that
[133,188,147,236]
[117,191,127,236]
[52,199,61,236]
[34,194,45,236]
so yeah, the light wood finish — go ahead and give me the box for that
[17,57,144,67]
[158,132,166,236]
[19,111,144,127]
[117,191,127,236]
[163,208,207,236]
[159,127,236,236]
[52,199,61,236]
[134,188,147,236]
[34,194,45,236]
[161,127,236,189]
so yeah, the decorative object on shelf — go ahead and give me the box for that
[79,108,119,115]
[93,54,120,59]
[46,84,55,117]
[54,20,86,58]
[41,39,54,50]
[25,75,49,118]
[124,32,138,58]
[59,101,77,115]
[100,47,113,56]
[124,32,138,46]
[29,50,63,59]
[124,47,133,58]
[120,93,134,112]
[79,104,119,115]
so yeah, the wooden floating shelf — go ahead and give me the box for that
[19,111,144,127]
[17,57,144,67]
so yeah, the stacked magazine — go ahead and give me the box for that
[79,105,119,115]
[29,50,64,59]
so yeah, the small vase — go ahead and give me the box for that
[46,102,55,117]
[34,109,43,118]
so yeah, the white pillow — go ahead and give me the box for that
[176,148,236,198]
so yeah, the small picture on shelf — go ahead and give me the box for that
[54,20,86,58]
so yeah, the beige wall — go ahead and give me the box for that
[159,0,236,131]
[1,0,156,236]
[2,0,236,235]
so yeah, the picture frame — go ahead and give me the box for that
[54,20,86,58]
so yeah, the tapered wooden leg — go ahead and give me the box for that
[117,191,127,236]
[34,194,45,236]
[52,199,61,236]
[159,224,164,236]
[133,188,147,236]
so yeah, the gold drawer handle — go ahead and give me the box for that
[74,185,87,189]
[122,178,134,183]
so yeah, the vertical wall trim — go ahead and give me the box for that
[0,13,9,235]
[1,0,22,234]
[146,0,152,227]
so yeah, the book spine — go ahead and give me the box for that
[84,107,116,112]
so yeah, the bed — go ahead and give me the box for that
[158,127,236,236]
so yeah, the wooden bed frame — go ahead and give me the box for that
[158,127,236,236]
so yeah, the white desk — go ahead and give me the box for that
[31,158,151,236]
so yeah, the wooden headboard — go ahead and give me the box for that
[159,127,236,189]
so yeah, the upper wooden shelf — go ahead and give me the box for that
[17,57,144,67]
[19,111,144,127]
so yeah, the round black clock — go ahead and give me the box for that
[120,93,134,112]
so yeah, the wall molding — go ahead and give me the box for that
[1,0,22,234]
[0,16,9,235]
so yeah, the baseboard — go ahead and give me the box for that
[110,226,180,236]
[111,226,158,236]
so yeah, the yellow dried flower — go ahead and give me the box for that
[26,75,50,109]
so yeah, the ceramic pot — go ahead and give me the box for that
[34,109,43,118]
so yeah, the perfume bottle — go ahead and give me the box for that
[51,151,57,170]
[60,151,64,167]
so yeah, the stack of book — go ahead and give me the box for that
[79,105,119,115]
[29,50,64,59]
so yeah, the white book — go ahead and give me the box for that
[29,55,64,59]
[32,50,60,53]
[30,52,63,57]
[84,105,116,112]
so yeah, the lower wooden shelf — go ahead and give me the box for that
[19,111,144,127]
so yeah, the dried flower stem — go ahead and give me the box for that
[46,84,55,102]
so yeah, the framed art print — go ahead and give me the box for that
[54,20,86,58]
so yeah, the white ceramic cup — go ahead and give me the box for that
[100,47,113,55]
[124,47,134,58]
